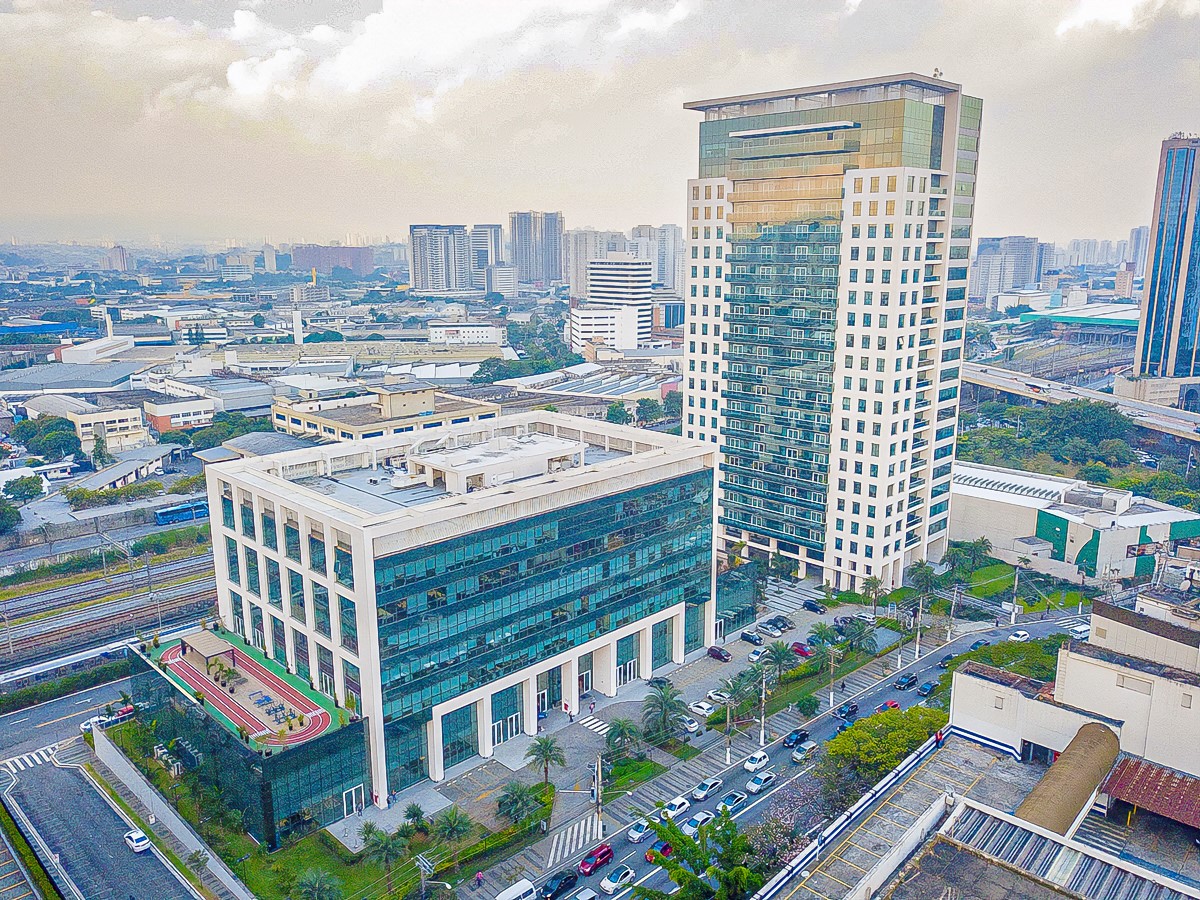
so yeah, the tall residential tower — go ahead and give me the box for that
[682,74,982,591]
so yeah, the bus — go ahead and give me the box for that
[155,499,210,526]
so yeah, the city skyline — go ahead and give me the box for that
[2,0,1196,244]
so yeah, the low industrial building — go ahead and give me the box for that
[950,462,1200,580]
[143,397,217,433]
[270,382,499,442]
[0,361,149,396]
[23,393,150,453]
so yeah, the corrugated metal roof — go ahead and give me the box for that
[1104,758,1200,830]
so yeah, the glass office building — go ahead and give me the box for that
[207,413,716,806]
[682,75,982,591]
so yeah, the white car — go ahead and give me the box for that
[718,791,747,815]
[600,866,635,895]
[756,622,783,638]
[1008,630,1031,643]
[691,776,723,801]
[746,770,776,795]
[854,612,877,624]
[626,819,654,843]
[688,700,716,718]
[743,750,770,773]
[680,810,715,838]
[123,829,152,853]
[79,715,103,734]
[662,796,691,820]
[679,715,700,734]
[706,689,731,705]
[747,648,766,664]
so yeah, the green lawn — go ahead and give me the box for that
[605,758,667,801]
[968,563,1015,598]
[1021,590,1087,613]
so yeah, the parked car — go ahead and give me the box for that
[743,750,770,772]
[917,681,938,697]
[894,673,919,691]
[680,810,715,838]
[747,647,766,664]
[802,599,828,614]
[718,791,748,815]
[874,700,900,714]
[542,872,579,900]
[938,653,955,669]
[740,630,764,646]
[791,740,819,763]
[688,700,716,718]
[746,770,776,795]
[599,866,635,895]
[768,615,796,631]
[662,796,691,820]
[836,716,858,734]
[708,646,732,662]
[855,612,877,624]
[579,844,614,876]
[756,622,783,638]
[790,641,813,657]
[626,820,654,843]
[692,776,723,801]
[645,840,673,864]
[707,689,731,704]
[783,728,810,748]
[679,715,700,734]
[835,701,859,718]
[647,677,672,689]
[806,632,828,647]
[1009,630,1031,643]
[124,829,152,853]
[969,639,991,651]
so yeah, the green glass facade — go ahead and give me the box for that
[372,469,713,784]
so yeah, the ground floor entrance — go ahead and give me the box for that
[343,783,365,818]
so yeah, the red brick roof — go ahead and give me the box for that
[1103,757,1200,829]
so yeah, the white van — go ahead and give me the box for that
[496,879,538,900]
[1069,623,1090,641]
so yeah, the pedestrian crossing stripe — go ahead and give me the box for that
[544,815,603,870]
[578,716,611,736]
[1,745,57,774]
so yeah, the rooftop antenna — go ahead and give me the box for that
[932,68,943,79]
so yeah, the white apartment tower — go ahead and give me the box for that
[585,254,653,345]
[682,74,982,591]
[409,225,471,292]
[469,225,504,289]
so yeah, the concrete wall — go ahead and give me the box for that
[848,794,950,900]
[92,728,256,900]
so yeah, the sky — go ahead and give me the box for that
[1,0,1198,247]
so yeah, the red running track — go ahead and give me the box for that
[161,644,332,745]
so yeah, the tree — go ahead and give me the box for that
[91,431,115,467]
[295,868,342,900]
[497,781,541,824]
[940,546,971,578]
[641,681,688,743]
[906,560,937,607]
[1,475,43,503]
[363,829,408,896]
[633,809,763,900]
[433,806,474,868]
[606,402,633,425]
[158,430,192,446]
[841,620,878,656]
[765,642,794,685]
[663,391,683,418]
[820,706,947,789]
[404,802,427,832]
[860,575,883,616]
[605,718,641,759]
[251,313,266,328]
[637,398,663,424]
[525,735,567,785]
[809,621,839,647]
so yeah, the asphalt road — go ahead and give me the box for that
[0,679,130,759]
[524,616,1080,900]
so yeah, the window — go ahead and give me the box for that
[313,584,331,638]
[1184,694,1193,709]
[284,511,301,562]
[225,536,240,585]
[309,524,327,575]
[339,595,359,654]
[993,696,1004,709]
[288,569,306,624]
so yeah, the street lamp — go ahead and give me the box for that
[758,667,767,747]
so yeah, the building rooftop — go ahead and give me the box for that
[1070,639,1200,689]
[0,361,147,392]
[684,72,961,112]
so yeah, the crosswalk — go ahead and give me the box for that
[543,814,604,870]
[1055,615,1089,629]
[1,745,57,774]
[578,715,611,736]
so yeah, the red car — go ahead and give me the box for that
[707,645,732,662]
[790,641,813,657]
[874,700,900,714]
[579,843,613,876]
[646,840,673,863]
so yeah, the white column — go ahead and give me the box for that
[704,597,718,647]
[562,656,580,716]
[593,642,616,697]
[522,677,538,736]
[478,697,494,758]
[672,610,686,664]
[639,626,653,679]
[428,711,445,781]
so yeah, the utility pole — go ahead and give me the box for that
[827,647,840,710]
[914,592,924,660]
[758,668,767,747]
[594,752,604,834]
[1011,563,1021,626]
[724,700,733,765]
[947,583,959,643]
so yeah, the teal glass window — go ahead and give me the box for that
[309,528,327,576]
[225,537,241,585]
[339,595,358,654]
[334,543,354,589]
[261,507,277,551]
[245,548,260,596]
[284,518,301,563]
[442,704,477,771]
[288,569,306,624]
[294,630,310,682]
[313,584,331,638]
[240,501,256,540]
[266,558,282,609]
[230,590,244,637]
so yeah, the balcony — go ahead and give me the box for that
[924,253,942,261]
[928,209,947,218]
[906,514,923,529]
[909,475,926,489]
[927,231,945,240]
[908,494,926,509]
[917,355,935,370]
[922,293,939,304]
[931,186,947,196]
[912,455,929,469]
[919,337,936,347]
[915,398,931,411]
[923,273,942,284]
[913,417,930,430]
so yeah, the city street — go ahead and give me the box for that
[502,613,1084,900]
[0,679,129,759]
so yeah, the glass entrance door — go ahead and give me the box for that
[579,670,592,695]
[343,784,365,818]
[491,712,523,745]
[617,659,638,687]
[714,618,725,641]
[537,690,549,713]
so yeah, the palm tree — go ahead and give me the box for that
[357,820,380,844]
[525,735,567,785]
[941,546,971,578]
[841,620,878,656]
[605,718,641,759]
[809,621,839,647]
[296,869,342,900]
[434,806,475,870]
[861,575,884,617]
[404,802,427,832]
[765,641,794,685]
[641,681,688,744]
[363,830,408,896]
[497,781,542,823]
[907,559,937,610]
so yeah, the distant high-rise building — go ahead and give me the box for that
[971,236,1037,298]
[484,264,518,300]
[568,254,654,352]
[469,225,504,289]
[106,245,130,272]
[682,73,981,591]
[262,245,278,274]
[1134,136,1200,379]
[291,244,375,277]
[1115,263,1136,300]
[563,229,606,299]
[509,211,564,284]
[409,225,471,292]
[631,225,685,292]
[1036,242,1055,282]
[1129,224,1150,276]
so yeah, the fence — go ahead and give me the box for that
[92,726,256,900]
